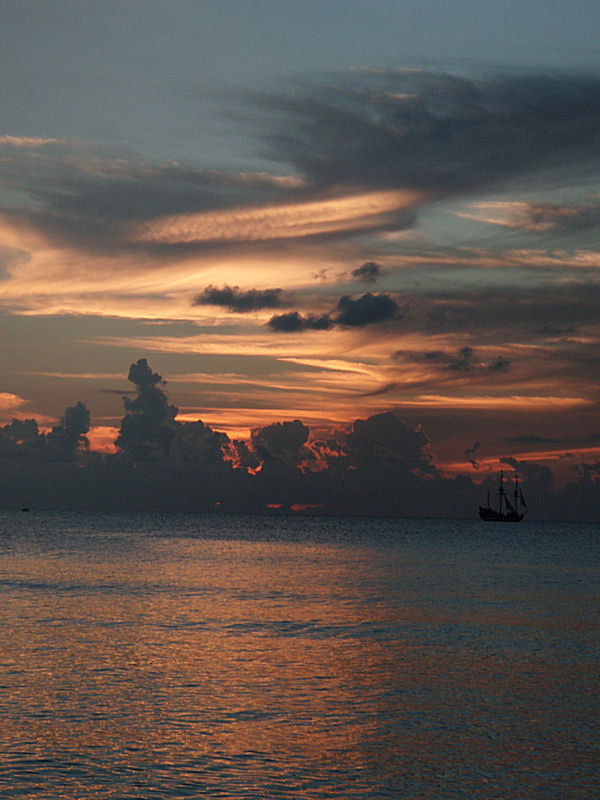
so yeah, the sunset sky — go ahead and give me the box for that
[2,0,600,487]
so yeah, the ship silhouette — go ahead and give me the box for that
[479,471,527,522]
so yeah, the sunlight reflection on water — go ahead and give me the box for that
[0,512,599,798]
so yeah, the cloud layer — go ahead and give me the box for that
[1,66,599,500]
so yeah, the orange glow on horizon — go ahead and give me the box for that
[87,426,119,454]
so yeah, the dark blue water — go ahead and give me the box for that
[1,512,598,798]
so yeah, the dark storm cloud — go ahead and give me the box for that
[336,293,401,327]
[171,420,229,467]
[267,292,401,333]
[267,311,334,332]
[47,400,91,460]
[251,419,310,465]
[262,70,600,193]
[116,358,179,461]
[113,359,230,465]
[351,261,383,283]
[194,285,287,312]
[343,412,435,476]
[0,401,90,462]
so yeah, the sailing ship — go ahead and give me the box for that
[479,471,527,522]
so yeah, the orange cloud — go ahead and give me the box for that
[0,213,351,319]
[0,392,56,428]
[87,425,119,453]
[0,135,63,147]
[132,189,422,245]
[0,392,27,419]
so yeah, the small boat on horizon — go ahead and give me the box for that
[479,471,527,522]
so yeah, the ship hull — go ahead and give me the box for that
[479,506,523,522]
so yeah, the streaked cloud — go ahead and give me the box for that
[454,199,600,233]
[0,135,64,148]
[132,189,420,246]
[393,394,590,410]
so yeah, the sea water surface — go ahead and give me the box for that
[0,511,598,799]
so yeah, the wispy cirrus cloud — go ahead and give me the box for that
[454,199,600,233]
[131,189,419,247]
[0,135,64,148]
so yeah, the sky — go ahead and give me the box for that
[1,0,600,510]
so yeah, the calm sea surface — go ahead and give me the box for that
[0,512,598,799]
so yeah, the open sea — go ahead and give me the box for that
[0,511,598,799]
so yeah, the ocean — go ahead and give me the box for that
[0,511,598,799]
